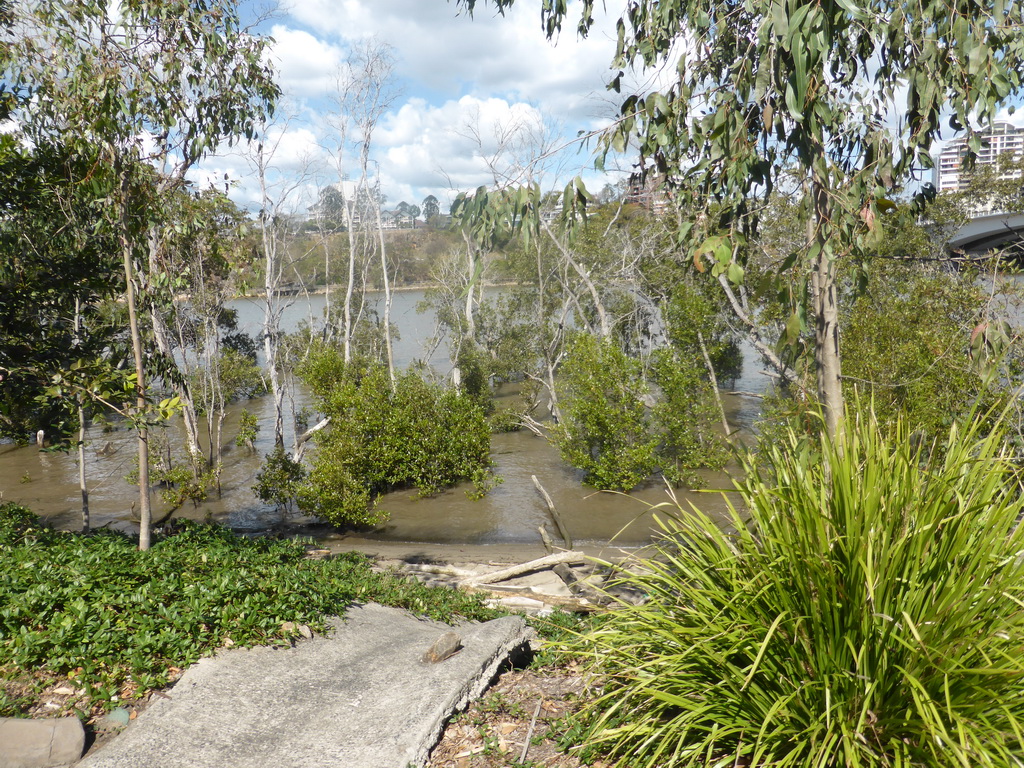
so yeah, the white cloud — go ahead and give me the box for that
[995,106,1024,129]
[266,25,345,98]
[285,1,618,125]
[195,3,631,211]
[372,95,597,209]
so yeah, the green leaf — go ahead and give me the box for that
[727,261,745,286]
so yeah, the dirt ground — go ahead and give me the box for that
[426,663,609,768]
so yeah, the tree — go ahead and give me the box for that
[422,195,441,222]
[2,0,278,549]
[156,188,263,487]
[0,138,129,534]
[293,350,495,526]
[0,138,124,444]
[325,40,400,377]
[455,0,1024,440]
[249,112,314,451]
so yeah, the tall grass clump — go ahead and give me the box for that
[572,411,1024,767]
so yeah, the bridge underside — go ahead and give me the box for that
[948,212,1024,257]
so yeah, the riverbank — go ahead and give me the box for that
[0,503,607,768]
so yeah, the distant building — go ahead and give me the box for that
[934,121,1024,192]
[625,174,673,214]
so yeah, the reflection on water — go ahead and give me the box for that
[0,291,770,545]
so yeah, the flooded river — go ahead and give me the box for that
[0,290,767,546]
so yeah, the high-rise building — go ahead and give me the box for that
[934,121,1024,192]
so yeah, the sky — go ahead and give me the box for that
[194,0,629,215]
[192,0,1024,215]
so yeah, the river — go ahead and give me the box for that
[0,289,768,546]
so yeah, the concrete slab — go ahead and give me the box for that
[0,716,84,768]
[76,604,530,768]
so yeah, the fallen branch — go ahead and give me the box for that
[519,699,544,764]
[291,416,331,462]
[396,563,477,579]
[462,584,601,613]
[532,475,572,549]
[460,551,586,586]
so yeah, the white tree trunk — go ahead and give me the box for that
[122,239,152,550]
[811,180,844,441]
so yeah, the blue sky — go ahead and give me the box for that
[194,0,1024,214]
[195,0,627,214]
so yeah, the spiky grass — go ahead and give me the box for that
[573,411,1024,767]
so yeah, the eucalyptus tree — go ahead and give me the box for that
[1,0,278,548]
[325,40,400,379]
[248,112,317,451]
[455,0,1024,439]
[156,188,262,487]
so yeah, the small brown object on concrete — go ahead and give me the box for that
[422,631,463,664]
[0,716,85,768]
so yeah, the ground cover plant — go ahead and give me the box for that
[570,409,1024,767]
[0,504,500,718]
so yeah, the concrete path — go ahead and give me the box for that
[74,604,531,768]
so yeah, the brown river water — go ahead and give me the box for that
[0,291,767,548]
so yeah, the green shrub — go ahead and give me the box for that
[552,335,659,491]
[571,410,1024,767]
[552,336,726,491]
[650,349,728,486]
[296,361,496,526]
[235,408,259,450]
[841,263,1004,440]
[253,446,307,512]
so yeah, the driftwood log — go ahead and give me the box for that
[532,475,572,549]
[458,551,587,587]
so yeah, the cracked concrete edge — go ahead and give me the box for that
[404,615,534,768]
[0,716,85,768]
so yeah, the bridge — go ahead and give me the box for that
[947,210,1024,255]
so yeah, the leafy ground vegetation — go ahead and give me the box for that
[567,409,1024,767]
[0,503,499,720]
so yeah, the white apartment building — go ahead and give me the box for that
[934,121,1024,192]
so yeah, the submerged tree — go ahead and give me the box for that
[324,40,400,379]
[2,0,279,548]
[455,0,1024,440]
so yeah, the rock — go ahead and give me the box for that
[422,631,462,663]
[0,716,85,768]
[297,625,313,640]
[94,709,132,736]
[104,710,131,727]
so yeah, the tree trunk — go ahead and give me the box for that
[462,233,478,341]
[810,179,844,440]
[147,229,205,464]
[542,220,611,339]
[122,240,152,550]
[374,198,396,385]
[262,227,286,448]
[73,299,90,533]
[77,401,90,534]
[342,191,358,365]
